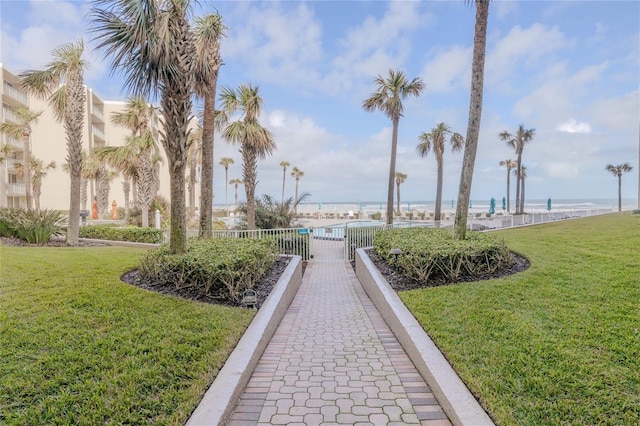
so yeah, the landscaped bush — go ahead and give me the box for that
[138,238,278,303]
[374,227,514,284]
[0,207,65,243]
[79,224,163,244]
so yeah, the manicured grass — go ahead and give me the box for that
[400,213,639,425]
[0,245,255,425]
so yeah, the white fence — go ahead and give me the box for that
[163,209,615,261]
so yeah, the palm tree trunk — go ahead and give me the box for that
[396,182,401,215]
[505,168,510,213]
[454,0,489,240]
[387,116,400,225]
[234,184,239,209]
[224,167,229,217]
[294,179,300,216]
[435,157,444,221]
[123,179,130,218]
[243,145,257,230]
[23,136,32,210]
[618,174,622,211]
[281,168,286,205]
[189,161,196,219]
[199,85,216,238]
[515,152,522,214]
[65,69,85,246]
[521,175,526,213]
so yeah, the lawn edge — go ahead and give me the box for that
[186,254,303,426]
[355,248,494,426]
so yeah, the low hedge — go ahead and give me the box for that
[374,227,513,284]
[79,224,163,244]
[138,238,278,303]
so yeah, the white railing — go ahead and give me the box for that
[5,159,20,170]
[4,135,22,150]
[8,183,26,195]
[3,82,29,104]
[163,227,311,260]
[467,209,615,230]
[92,106,105,121]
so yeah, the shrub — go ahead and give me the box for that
[371,212,382,220]
[6,209,66,244]
[0,207,21,237]
[79,224,163,244]
[138,238,278,303]
[374,228,514,284]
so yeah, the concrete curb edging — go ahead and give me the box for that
[186,255,303,426]
[355,248,494,426]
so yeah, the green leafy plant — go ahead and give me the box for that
[138,238,278,303]
[0,207,21,237]
[0,208,65,244]
[237,193,310,229]
[374,227,513,284]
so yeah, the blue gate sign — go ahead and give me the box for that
[298,228,309,235]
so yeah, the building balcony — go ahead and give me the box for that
[92,125,105,141]
[5,135,23,150]
[8,183,26,196]
[92,105,105,122]
[5,159,20,171]
[3,82,29,105]
[2,107,20,123]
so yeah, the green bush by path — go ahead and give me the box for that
[79,224,163,243]
[374,227,513,284]
[139,238,278,303]
[400,213,640,425]
[0,207,65,243]
[0,245,255,425]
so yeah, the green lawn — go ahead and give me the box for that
[401,213,640,425]
[0,245,255,425]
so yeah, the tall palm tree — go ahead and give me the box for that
[394,172,407,216]
[20,40,87,245]
[187,126,202,220]
[417,122,465,221]
[454,0,490,240]
[193,12,226,238]
[14,155,56,211]
[606,163,633,212]
[219,84,276,230]
[291,166,304,216]
[92,0,195,254]
[219,157,234,215]
[499,159,516,213]
[229,178,243,211]
[499,124,535,214]
[363,69,424,225]
[106,96,159,226]
[94,143,138,218]
[280,160,290,205]
[0,106,42,210]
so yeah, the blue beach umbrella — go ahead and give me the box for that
[318,202,322,210]
[489,198,496,215]
[502,196,506,211]
[407,202,411,212]
[451,199,454,208]
[547,198,552,211]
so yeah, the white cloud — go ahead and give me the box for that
[420,45,471,93]
[556,119,592,134]
[544,162,581,179]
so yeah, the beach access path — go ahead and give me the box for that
[226,240,451,425]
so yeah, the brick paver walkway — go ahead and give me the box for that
[227,242,451,425]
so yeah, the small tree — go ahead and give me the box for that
[280,160,290,205]
[499,159,516,213]
[606,163,633,212]
[14,155,56,211]
[291,167,304,216]
[219,157,234,216]
[229,178,244,211]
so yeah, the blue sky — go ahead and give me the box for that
[1,0,638,205]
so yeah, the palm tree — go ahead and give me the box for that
[219,157,234,216]
[291,166,304,216]
[219,84,276,230]
[14,155,56,211]
[0,144,13,164]
[606,163,633,211]
[187,126,202,220]
[20,40,87,245]
[280,160,290,205]
[394,172,407,216]
[454,0,490,240]
[417,123,465,221]
[92,0,195,254]
[499,124,535,214]
[229,178,243,211]
[105,96,159,226]
[363,69,424,225]
[193,12,226,239]
[499,159,516,213]
[0,106,42,210]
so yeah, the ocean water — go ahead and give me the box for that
[293,198,637,215]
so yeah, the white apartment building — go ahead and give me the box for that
[0,63,179,213]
